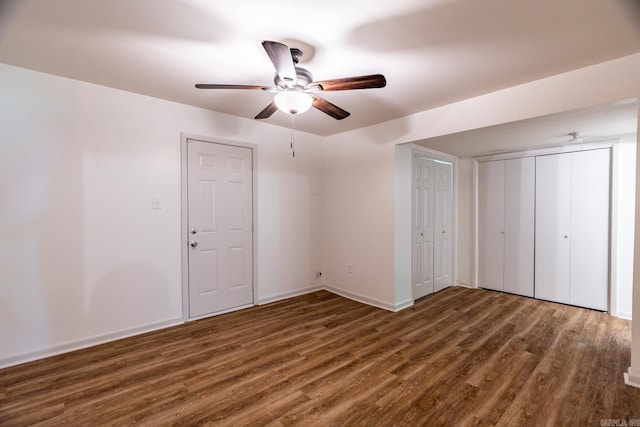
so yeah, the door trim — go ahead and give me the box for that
[180,132,258,321]
[409,145,457,300]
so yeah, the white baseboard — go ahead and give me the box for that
[614,311,632,320]
[624,367,640,388]
[260,285,415,312]
[455,282,473,289]
[0,285,415,369]
[258,285,323,305]
[0,317,184,370]
[323,285,412,312]
[393,298,414,312]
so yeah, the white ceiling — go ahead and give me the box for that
[0,0,639,137]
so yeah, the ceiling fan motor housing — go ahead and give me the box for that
[274,66,313,89]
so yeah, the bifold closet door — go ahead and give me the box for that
[478,158,534,296]
[478,160,505,291]
[413,157,454,299]
[535,153,572,304]
[569,149,610,310]
[503,157,535,297]
[413,157,434,299]
[434,161,453,292]
[535,149,610,310]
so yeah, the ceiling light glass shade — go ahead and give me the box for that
[274,90,313,115]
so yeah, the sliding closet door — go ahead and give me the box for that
[535,153,572,304]
[569,149,610,310]
[503,157,535,297]
[478,160,505,291]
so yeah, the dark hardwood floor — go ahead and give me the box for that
[1,287,639,426]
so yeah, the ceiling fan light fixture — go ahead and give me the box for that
[274,90,313,115]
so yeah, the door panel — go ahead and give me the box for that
[434,161,453,292]
[199,181,217,232]
[188,141,253,317]
[198,249,217,294]
[503,157,535,297]
[569,149,609,310]
[413,157,434,299]
[535,153,571,304]
[478,160,505,291]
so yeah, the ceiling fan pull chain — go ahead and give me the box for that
[290,114,295,158]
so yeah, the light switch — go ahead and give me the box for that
[152,197,162,210]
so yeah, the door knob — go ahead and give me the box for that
[190,241,198,248]
[190,227,197,235]
[420,232,424,236]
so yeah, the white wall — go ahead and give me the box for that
[0,64,325,367]
[256,129,325,302]
[628,109,640,388]
[322,137,397,309]
[614,134,637,319]
[456,157,474,287]
[393,144,413,308]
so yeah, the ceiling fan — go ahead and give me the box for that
[195,40,386,120]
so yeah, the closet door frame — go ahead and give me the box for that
[410,146,457,301]
[473,141,617,313]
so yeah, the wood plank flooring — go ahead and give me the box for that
[1,287,639,426]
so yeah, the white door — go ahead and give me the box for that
[413,157,434,299]
[569,149,609,310]
[503,157,535,297]
[187,141,254,317]
[434,161,453,292]
[478,160,505,291]
[535,153,572,304]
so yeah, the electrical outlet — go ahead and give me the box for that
[152,197,162,210]
[347,264,353,274]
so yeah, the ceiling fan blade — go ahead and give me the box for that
[312,74,386,91]
[254,101,279,119]
[262,40,297,87]
[195,84,271,90]
[311,95,350,120]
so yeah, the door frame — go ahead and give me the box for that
[180,133,258,321]
[396,143,458,306]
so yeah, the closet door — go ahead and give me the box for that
[478,160,505,291]
[535,149,610,310]
[503,157,535,297]
[413,157,454,299]
[535,153,572,304]
[478,158,535,296]
[569,149,610,310]
[434,161,453,292]
[413,157,434,299]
